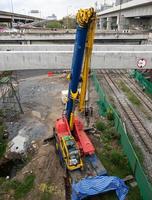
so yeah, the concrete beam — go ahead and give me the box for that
[0,44,152,51]
[97,0,152,16]
[0,10,42,21]
[0,49,151,71]
[0,32,148,42]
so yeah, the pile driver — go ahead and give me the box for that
[54,7,128,200]
[54,8,96,171]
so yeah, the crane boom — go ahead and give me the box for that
[66,8,95,130]
[79,12,96,112]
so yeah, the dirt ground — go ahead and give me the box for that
[9,71,101,200]
[7,72,69,200]
[2,70,142,200]
[16,142,65,200]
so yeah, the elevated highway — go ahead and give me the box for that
[0,10,42,23]
[0,31,149,44]
[97,0,152,31]
[0,45,151,71]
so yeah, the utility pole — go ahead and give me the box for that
[10,0,14,28]
[67,6,72,29]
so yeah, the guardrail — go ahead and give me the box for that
[92,72,152,200]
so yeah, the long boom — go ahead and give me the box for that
[79,13,96,112]
[66,8,95,129]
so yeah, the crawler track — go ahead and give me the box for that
[100,70,152,155]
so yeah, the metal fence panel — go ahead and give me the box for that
[132,70,152,94]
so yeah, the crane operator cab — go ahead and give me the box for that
[60,136,83,171]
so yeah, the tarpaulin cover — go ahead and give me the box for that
[72,175,128,200]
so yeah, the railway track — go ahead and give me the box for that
[115,70,152,115]
[100,71,152,155]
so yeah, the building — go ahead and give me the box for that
[46,14,57,20]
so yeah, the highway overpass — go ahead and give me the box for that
[97,0,152,31]
[0,31,150,44]
[0,45,151,71]
[0,10,42,24]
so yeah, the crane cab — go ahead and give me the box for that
[60,135,83,171]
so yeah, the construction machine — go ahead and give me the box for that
[54,8,96,171]
[54,7,128,200]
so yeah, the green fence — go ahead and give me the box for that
[92,73,152,200]
[132,70,152,94]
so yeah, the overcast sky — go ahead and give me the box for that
[0,0,115,19]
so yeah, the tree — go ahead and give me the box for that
[46,20,62,29]
[61,16,77,29]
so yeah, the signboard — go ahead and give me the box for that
[137,58,147,68]
[30,10,40,14]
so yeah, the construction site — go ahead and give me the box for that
[0,1,152,200]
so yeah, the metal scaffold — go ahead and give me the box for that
[0,71,23,121]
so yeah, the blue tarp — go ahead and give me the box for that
[72,175,128,200]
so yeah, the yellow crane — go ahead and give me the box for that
[79,10,96,112]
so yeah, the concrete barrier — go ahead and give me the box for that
[0,49,152,71]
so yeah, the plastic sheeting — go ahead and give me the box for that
[72,175,128,200]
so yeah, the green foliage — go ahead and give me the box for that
[0,125,4,141]
[1,179,20,192]
[107,120,115,128]
[40,191,52,200]
[0,123,7,158]
[95,117,132,178]
[104,127,120,141]
[118,81,141,106]
[106,108,114,121]
[0,175,35,199]
[46,21,62,29]
[61,16,76,29]
[0,142,7,158]
[98,149,132,178]
[92,191,117,200]
[128,134,144,163]
[14,175,35,199]
[109,149,128,167]
[97,120,120,142]
[127,186,142,200]
[95,120,106,132]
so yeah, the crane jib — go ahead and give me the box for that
[66,25,88,123]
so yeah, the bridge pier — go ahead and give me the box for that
[99,18,106,30]
[107,17,112,30]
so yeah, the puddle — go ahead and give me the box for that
[8,119,48,154]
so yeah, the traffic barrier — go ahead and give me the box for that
[92,72,152,200]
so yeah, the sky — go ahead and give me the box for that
[0,0,115,19]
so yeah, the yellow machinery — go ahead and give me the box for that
[55,135,83,171]
[79,9,96,112]
[55,8,96,171]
